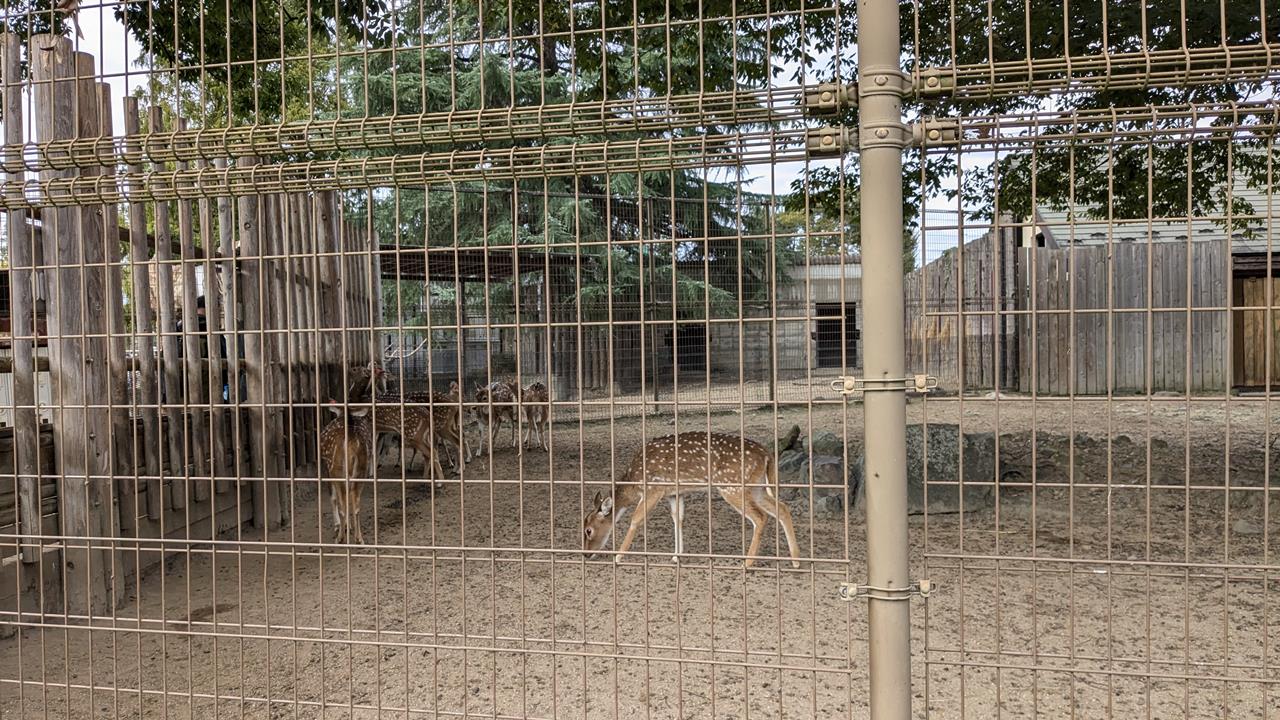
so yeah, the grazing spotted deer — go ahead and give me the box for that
[520,381,550,451]
[583,432,801,568]
[319,403,376,544]
[473,380,520,454]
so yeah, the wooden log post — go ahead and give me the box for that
[234,158,277,531]
[198,158,230,494]
[96,83,136,562]
[33,36,118,616]
[4,34,43,565]
[261,194,288,525]
[214,157,240,488]
[122,98,162,520]
[288,194,314,467]
[149,106,185,511]
[73,49,125,607]
[175,119,210,503]
[315,191,340,400]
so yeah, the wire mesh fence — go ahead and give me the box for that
[0,0,1276,718]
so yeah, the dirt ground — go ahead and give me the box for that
[4,393,1280,719]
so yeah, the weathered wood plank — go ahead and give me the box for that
[176,119,210,503]
[34,36,117,615]
[4,34,42,564]
[123,97,163,521]
[234,157,272,531]
[150,106,186,511]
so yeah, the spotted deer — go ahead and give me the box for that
[473,380,520,454]
[369,403,446,484]
[583,432,801,567]
[380,380,470,473]
[520,381,549,452]
[319,403,376,544]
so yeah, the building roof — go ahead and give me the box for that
[378,246,586,282]
[1033,185,1278,252]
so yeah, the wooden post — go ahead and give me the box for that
[262,194,287,526]
[235,157,274,531]
[149,106,185,510]
[4,34,42,564]
[316,191,340,399]
[123,98,162,520]
[33,36,117,616]
[175,119,210,503]
[197,158,230,493]
[288,194,315,467]
[97,83,135,568]
[214,157,240,488]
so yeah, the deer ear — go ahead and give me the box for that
[350,407,370,418]
[326,401,343,416]
[599,495,613,516]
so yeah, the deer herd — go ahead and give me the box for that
[319,361,804,569]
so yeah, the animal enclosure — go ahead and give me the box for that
[0,1,1278,719]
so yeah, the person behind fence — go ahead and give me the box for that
[173,296,242,402]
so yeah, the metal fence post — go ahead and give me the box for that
[857,0,913,717]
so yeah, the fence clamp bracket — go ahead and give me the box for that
[839,579,934,602]
[910,118,961,146]
[914,68,956,95]
[805,126,854,157]
[803,82,857,116]
[830,374,938,396]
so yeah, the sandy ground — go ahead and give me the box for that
[4,392,1280,719]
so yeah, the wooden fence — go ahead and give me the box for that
[906,229,1234,395]
[1,35,379,621]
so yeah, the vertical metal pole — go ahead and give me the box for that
[857,0,912,718]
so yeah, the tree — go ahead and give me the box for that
[800,0,1280,263]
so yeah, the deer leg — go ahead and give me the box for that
[719,488,768,568]
[352,481,365,545]
[613,491,665,564]
[330,484,343,543]
[755,490,802,569]
[667,495,685,564]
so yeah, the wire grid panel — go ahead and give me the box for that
[0,1,868,719]
[909,2,1280,718]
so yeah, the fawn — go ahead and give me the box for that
[583,432,801,568]
[319,402,376,544]
[520,381,550,452]
[473,380,520,454]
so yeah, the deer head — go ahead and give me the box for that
[583,490,626,556]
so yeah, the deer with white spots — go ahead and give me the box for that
[369,403,446,485]
[473,380,520,454]
[318,403,377,544]
[520,381,550,451]
[378,380,470,474]
[583,432,801,567]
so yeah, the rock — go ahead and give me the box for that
[847,454,864,507]
[777,449,807,475]
[806,431,845,457]
[1233,518,1263,536]
[813,494,844,518]
[905,423,995,515]
[780,424,802,453]
[809,455,845,490]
